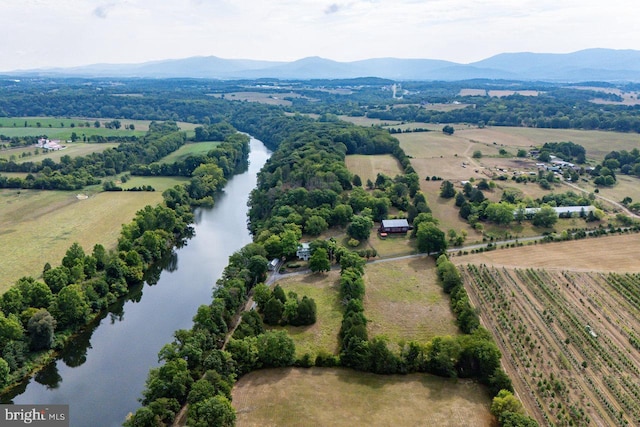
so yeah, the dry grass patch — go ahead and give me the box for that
[233,367,493,427]
[270,270,343,357]
[454,233,640,272]
[369,232,415,258]
[364,258,458,346]
[0,189,162,291]
[397,131,470,159]
[344,154,403,183]
[337,115,401,127]
[209,92,302,106]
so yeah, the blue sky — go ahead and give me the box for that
[1,0,638,71]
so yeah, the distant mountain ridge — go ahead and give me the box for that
[6,48,640,82]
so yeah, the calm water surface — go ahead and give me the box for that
[3,138,270,427]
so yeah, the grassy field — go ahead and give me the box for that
[0,142,120,163]
[232,367,494,427]
[119,176,188,192]
[460,126,640,161]
[344,154,404,183]
[363,258,458,347]
[337,116,401,127]
[270,270,343,357]
[209,92,303,106]
[454,233,640,272]
[0,188,164,291]
[155,141,221,165]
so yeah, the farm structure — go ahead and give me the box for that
[378,219,412,234]
[516,205,595,218]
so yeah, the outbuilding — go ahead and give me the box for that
[379,219,412,234]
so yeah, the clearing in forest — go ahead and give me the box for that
[232,367,493,427]
[269,270,343,357]
[363,257,458,346]
[344,154,403,183]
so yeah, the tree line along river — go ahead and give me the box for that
[2,137,270,427]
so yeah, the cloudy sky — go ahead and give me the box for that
[1,0,638,71]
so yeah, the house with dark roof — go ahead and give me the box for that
[378,219,412,234]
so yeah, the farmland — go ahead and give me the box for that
[461,264,640,426]
[232,367,493,427]
[269,270,344,357]
[344,154,403,183]
[0,142,120,163]
[363,258,458,346]
[0,188,164,290]
[155,141,221,165]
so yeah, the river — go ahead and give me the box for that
[2,137,270,427]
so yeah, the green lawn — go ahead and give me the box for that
[269,270,344,357]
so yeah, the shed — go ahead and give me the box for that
[268,258,279,271]
[379,219,412,234]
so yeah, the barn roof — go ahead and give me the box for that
[381,219,409,228]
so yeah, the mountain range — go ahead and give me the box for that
[6,49,640,82]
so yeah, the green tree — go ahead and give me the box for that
[485,202,515,225]
[294,296,317,326]
[27,309,56,350]
[347,215,373,241]
[142,358,193,404]
[252,283,272,310]
[257,330,295,367]
[532,205,558,228]
[309,247,331,273]
[0,357,9,388]
[442,125,455,135]
[439,180,456,198]
[416,222,447,254]
[305,215,328,236]
[50,284,90,328]
[187,395,236,427]
[262,297,284,325]
[0,312,24,347]
[491,389,525,417]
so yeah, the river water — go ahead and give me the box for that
[3,137,270,427]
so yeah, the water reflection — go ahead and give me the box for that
[3,138,270,427]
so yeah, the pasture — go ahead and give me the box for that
[344,154,403,183]
[270,270,343,357]
[209,92,304,106]
[118,176,189,192]
[0,189,164,290]
[232,367,493,427]
[454,233,640,272]
[0,142,120,163]
[363,258,458,346]
[155,141,221,165]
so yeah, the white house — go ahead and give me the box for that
[296,243,311,261]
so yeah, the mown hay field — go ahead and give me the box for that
[0,188,164,291]
[155,141,221,165]
[232,367,493,427]
[0,142,120,163]
[364,258,458,346]
[454,233,640,272]
[270,270,343,357]
[344,154,403,183]
[459,127,640,161]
